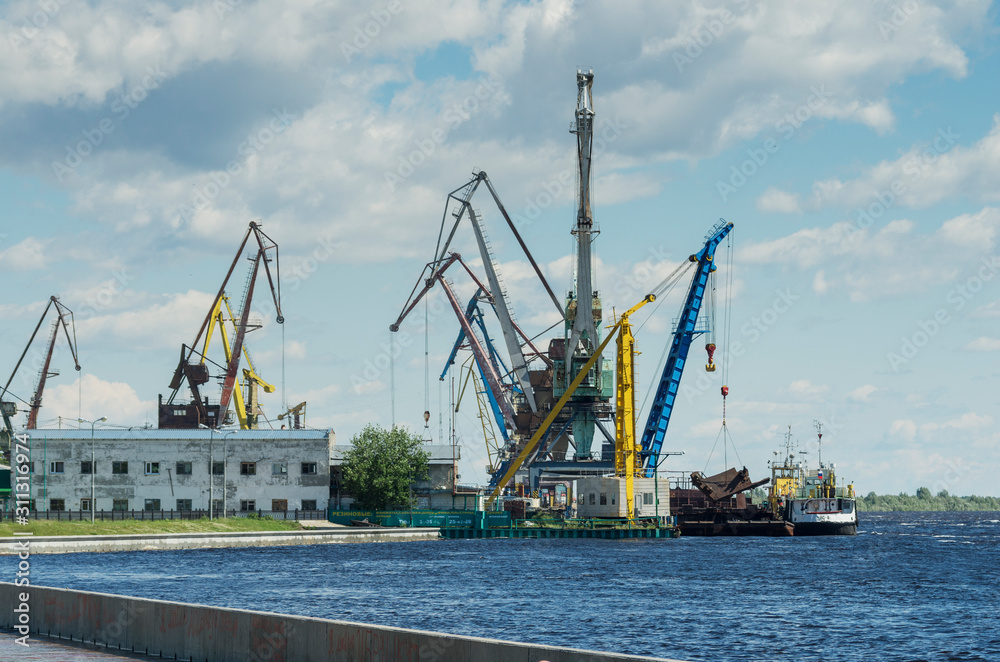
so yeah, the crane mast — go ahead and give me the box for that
[566,69,599,361]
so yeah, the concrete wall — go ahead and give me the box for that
[0,583,683,662]
[0,528,440,555]
[15,429,333,513]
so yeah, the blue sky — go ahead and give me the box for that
[1,0,999,496]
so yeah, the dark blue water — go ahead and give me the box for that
[5,512,999,661]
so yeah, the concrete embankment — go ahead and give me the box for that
[0,583,684,661]
[0,527,440,555]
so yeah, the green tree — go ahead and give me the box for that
[341,424,430,510]
[916,486,932,500]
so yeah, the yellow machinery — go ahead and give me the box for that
[613,294,655,518]
[201,294,275,429]
[277,401,307,429]
[487,294,655,514]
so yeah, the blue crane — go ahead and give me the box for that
[640,220,733,474]
[439,289,514,443]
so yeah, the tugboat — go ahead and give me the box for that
[768,424,858,536]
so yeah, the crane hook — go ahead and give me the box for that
[705,343,717,372]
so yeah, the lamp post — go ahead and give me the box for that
[78,416,107,523]
[221,430,236,517]
[198,424,215,519]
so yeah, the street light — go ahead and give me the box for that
[198,424,215,519]
[78,416,107,523]
[220,430,237,517]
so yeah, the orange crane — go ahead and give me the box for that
[160,222,282,429]
[0,296,81,430]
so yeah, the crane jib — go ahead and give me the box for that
[640,221,733,473]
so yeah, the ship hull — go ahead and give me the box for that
[784,497,858,536]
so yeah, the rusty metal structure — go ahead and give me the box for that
[159,222,282,429]
[1,295,81,430]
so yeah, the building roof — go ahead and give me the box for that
[13,428,334,443]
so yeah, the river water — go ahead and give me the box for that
[4,511,998,661]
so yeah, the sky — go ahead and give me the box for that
[1,0,999,497]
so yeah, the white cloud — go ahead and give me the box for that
[739,209,1000,301]
[756,187,802,214]
[965,337,1000,352]
[782,379,829,402]
[846,384,878,402]
[889,419,917,442]
[0,237,49,270]
[41,374,156,426]
[784,115,1000,212]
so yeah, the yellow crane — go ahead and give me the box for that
[487,294,655,513]
[200,294,275,429]
[278,402,307,429]
[613,294,655,517]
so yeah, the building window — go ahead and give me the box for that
[272,462,287,476]
[643,492,654,505]
[81,498,92,511]
[144,499,161,511]
[240,462,256,476]
[50,498,65,511]
[301,499,317,510]
[212,461,224,476]
[600,493,607,505]
[176,499,193,511]
[176,462,192,476]
[301,462,317,475]
[113,499,129,511]
[589,493,596,505]
[272,499,288,511]
[112,461,128,475]
[144,462,160,476]
[240,500,256,511]
[81,461,94,474]
[49,461,64,474]
[212,499,223,514]
[611,493,616,505]
[172,408,186,416]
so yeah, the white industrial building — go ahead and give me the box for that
[14,428,334,514]
[575,476,671,519]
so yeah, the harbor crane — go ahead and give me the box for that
[640,220,733,473]
[0,296,81,432]
[487,221,733,506]
[160,221,282,429]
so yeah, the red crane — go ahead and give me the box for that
[160,222,282,429]
[0,296,81,429]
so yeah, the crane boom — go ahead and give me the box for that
[640,220,733,472]
[0,296,81,430]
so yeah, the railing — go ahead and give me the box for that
[3,509,327,522]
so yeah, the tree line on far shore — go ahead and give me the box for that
[857,488,1000,512]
